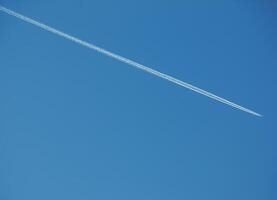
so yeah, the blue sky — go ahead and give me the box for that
[0,1,276,200]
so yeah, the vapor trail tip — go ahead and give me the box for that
[251,112,263,117]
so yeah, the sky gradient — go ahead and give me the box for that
[1,1,276,200]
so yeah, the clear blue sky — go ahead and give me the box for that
[0,1,276,200]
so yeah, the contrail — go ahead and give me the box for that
[0,5,262,117]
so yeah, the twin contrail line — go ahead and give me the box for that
[0,5,262,117]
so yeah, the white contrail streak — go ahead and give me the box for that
[0,5,262,117]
